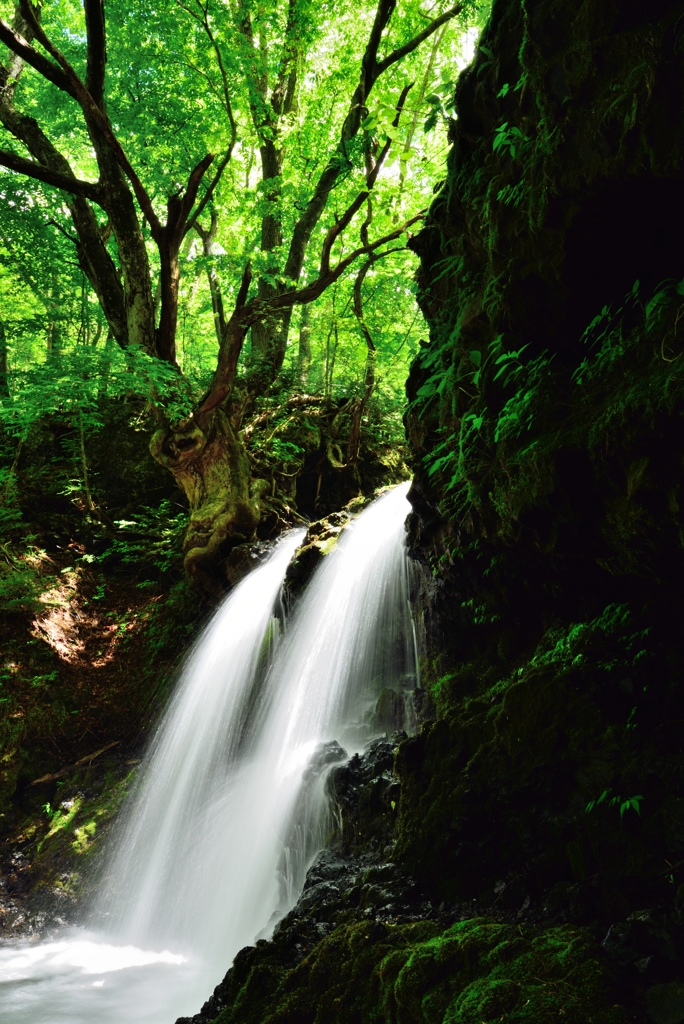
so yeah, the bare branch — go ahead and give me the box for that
[0,148,103,201]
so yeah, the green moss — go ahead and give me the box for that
[211,918,628,1024]
[393,596,682,906]
[26,764,136,896]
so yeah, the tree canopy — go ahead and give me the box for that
[0,0,488,590]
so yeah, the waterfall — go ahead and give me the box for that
[248,482,417,917]
[0,483,415,1023]
[95,527,306,955]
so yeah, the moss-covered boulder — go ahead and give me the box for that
[193,918,631,1024]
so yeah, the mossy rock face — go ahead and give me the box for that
[394,594,684,919]
[0,753,136,935]
[283,493,376,595]
[395,0,684,933]
[327,738,400,858]
[197,918,631,1024]
[175,739,642,1024]
[405,0,684,574]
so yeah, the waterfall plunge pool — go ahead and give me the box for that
[0,932,204,1023]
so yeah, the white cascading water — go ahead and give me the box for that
[0,483,415,1023]
[96,527,307,956]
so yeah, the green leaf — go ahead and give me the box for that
[646,280,675,317]
[423,109,439,133]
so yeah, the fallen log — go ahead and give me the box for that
[30,741,120,786]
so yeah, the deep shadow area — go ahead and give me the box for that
[562,175,684,342]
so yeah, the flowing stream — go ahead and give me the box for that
[0,483,415,1023]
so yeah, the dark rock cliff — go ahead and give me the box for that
[174,1,684,1021]
[399,0,684,1015]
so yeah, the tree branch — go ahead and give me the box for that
[0,6,32,103]
[282,0,396,283]
[83,0,106,107]
[195,209,227,342]
[235,260,253,310]
[271,214,425,313]
[0,11,127,349]
[48,217,78,242]
[180,5,238,235]
[0,16,76,97]
[178,152,214,229]
[282,0,459,287]
[0,147,103,201]
[347,250,405,463]
[376,3,463,75]
[319,83,413,276]
[18,0,162,236]
[198,203,423,415]
[186,142,233,236]
[198,262,253,412]
[271,0,300,117]
[352,247,404,350]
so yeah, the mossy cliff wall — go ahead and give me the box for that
[402,0,684,896]
[400,0,684,1010]
[176,2,684,1022]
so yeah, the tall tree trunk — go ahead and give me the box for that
[194,212,226,343]
[297,305,312,385]
[46,271,62,357]
[90,127,157,356]
[248,136,294,376]
[0,318,9,397]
